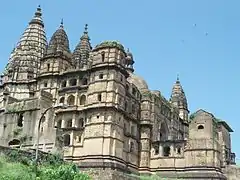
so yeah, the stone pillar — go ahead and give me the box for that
[72,114,76,127]
[139,126,151,169]
[159,144,163,156]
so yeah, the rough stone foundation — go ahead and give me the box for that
[80,168,140,180]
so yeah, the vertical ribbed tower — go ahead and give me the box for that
[38,20,72,102]
[170,76,189,121]
[2,6,47,99]
[72,24,92,69]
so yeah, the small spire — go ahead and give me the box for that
[177,74,180,82]
[84,24,88,34]
[35,5,42,17]
[60,19,64,28]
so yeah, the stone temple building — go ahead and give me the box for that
[0,6,238,180]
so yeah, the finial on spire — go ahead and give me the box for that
[35,5,42,17]
[60,19,64,28]
[176,74,180,83]
[84,24,88,33]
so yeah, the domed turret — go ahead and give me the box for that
[127,73,148,91]
[170,75,189,121]
[46,20,71,55]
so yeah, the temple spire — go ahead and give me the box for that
[170,77,189,121]
[72,24,92,68]
[2,5,47,91]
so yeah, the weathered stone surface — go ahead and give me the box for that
[0,6,238,180]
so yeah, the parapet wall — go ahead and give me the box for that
[223,165,240,180]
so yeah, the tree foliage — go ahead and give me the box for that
[0,151,91,180]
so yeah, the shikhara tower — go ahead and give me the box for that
[0,6,237,180]
[2,6,47,99]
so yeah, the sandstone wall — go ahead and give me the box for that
[223,165,240,180]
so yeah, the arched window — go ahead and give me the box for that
[177,147,181,154]
[59,97,65,104]
[61,80,67,87]
[197,125,204,130]
[130,142,134,152]
[17,114,24,127]
[163,146,171,157]
[80,95,86,105]
[66,120,72,128]
[101,52,105,62]
[78,118,84,128]
[132,87,136,96]
[69,79,77,86]
[47,64,50,71]
[159,122,168,141]
[82,78,88,85]
[8,139,20,148]
[63,134,70,146]
[67,95,75,106]
[98,94,102,102]
[154,146,159,155]
[99,74,104,79]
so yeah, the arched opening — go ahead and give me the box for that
[61,80,67,87]
[69,79,77,86]
[154,146,159,155]
[197,125,204,130]
[82,78,88,85]
[177,147,181,154]
[67,95,75,106]
[47,63,50,71]
[17,114,24,127]
[63,134,70,146]
[98,94,102,102]
[132,87,136,96]
[8,139,20,148]
[80,95,86,105]
[163,146,171,157]
[101,52,105,62]
[59,97,65,104]
[130,142,134,152]
[66,119,72,128]
[99,74,104,79]
[159,122,168,141]
[78,118,84,128]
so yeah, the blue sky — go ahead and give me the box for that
[0,1,239,162]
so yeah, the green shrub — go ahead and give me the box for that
[0,153,91,180]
